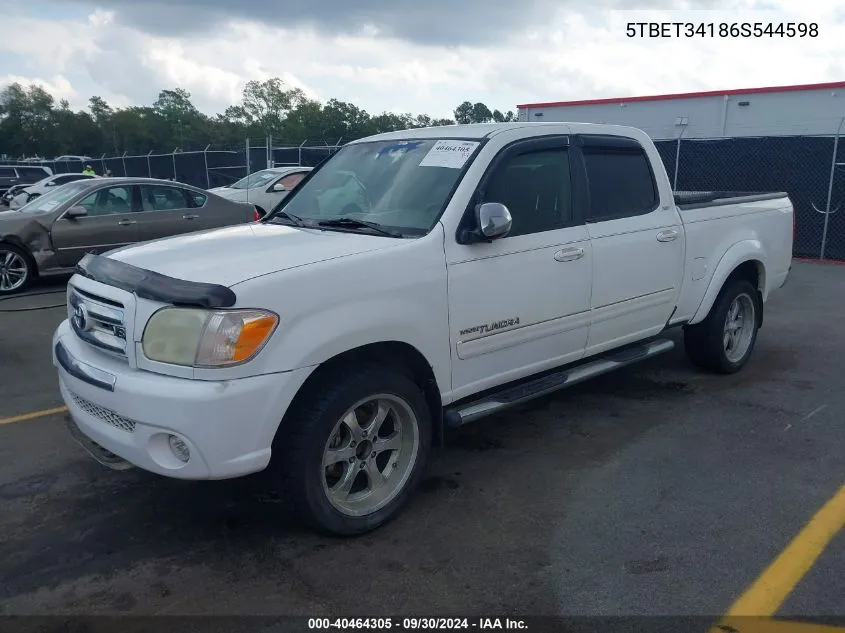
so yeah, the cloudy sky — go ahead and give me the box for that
[0,0,842,119]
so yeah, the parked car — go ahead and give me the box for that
[208,166,312,217]
[52,123,794,536]
[0,165,53,197]
[54,155,94,162]
[0,177,260,295]
[5,172,100,209]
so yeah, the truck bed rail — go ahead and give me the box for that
[674,190,790,210]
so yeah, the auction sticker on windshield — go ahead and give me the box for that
[419,140,480,169]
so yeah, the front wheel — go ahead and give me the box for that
[683,278,761,374]
[0,243,35,296]
[270,364,432,536]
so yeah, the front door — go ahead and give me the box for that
[576,134,685,356]
[50,184,140,267]
[445,136,593,399]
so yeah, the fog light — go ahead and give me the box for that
[168,435,190,463]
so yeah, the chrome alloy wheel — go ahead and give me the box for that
[321,394,420,517]
[0,249,28,293]
[723,292,756,363]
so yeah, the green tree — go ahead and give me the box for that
[0,76,476,159]
[226,78,307,137]
[453,101,513,124]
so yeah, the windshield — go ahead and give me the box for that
[229,169,282,190]
[17,181,90,214]
[267,138,481,236]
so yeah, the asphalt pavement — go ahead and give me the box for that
[0,262,843,622]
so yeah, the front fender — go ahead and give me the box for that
[689,239,767,325]
[276,295,450,392]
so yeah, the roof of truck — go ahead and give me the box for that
[349,122,567,143]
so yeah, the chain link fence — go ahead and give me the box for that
[0,138,344,192]
[653,133,845,261]
[3,130,844,260]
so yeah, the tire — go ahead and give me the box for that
[683,278,761,374]
[0,243,36,296]
[270,363,432,536]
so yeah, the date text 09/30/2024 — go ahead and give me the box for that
[307,618,528,630]
[626,22,818,37]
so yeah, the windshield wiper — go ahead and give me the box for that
[316,217,402,238]
[268,210,306,227]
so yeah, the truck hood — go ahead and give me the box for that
[105,222,399,287]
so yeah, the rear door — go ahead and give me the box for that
[50,184,141,266]
[186,189,251,229]
[134,184,246,242]
[575,134,684,356]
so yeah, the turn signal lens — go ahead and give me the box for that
[195,311,279,365]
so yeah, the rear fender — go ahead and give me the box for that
[688,240,767,325]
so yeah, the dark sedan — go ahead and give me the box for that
[0,177,260,295]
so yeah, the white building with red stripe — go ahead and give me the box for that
[516,81,845,139]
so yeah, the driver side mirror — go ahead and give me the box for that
[463,202,512,243]
[272,182,286,192]
[45,181,57,187]
[65,205,88,218]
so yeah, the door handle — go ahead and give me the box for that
[657,229,679,242]
[117,219,137,226]
[554,247,585,262]
[183,214,199,220]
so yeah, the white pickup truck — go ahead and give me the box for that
[52,122,793,536]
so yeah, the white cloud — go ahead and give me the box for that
[0,0,842,123]
[0,73,77,102]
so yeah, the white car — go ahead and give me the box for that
[208,166,312,217]
[54,122,794,536]
[7,172,100,209]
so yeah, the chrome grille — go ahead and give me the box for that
[68,286,127,357]
[69,391,136,433]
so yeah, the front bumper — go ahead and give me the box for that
[53,319,313,480]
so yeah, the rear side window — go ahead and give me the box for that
[0,167,17,177]
[17,166,49,180]
[190,192,207,207]
[582,145,658,221]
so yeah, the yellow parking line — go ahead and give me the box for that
[708,481,845,632]
[0,406,67,425]
[715,617,845,633]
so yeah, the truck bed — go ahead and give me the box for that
[674,190,789,210]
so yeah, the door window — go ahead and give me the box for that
[278,172,307,190]
[582,145,658,221]
[139,185,190,211]
[78,186,133,216]
[479,148,573,237]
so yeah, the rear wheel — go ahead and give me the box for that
[684,278,760,374]
[270,364,432,536]
[0,243,35,296]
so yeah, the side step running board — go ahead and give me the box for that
[443,338,675,428]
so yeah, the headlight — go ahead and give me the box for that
[142,307,279,367]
